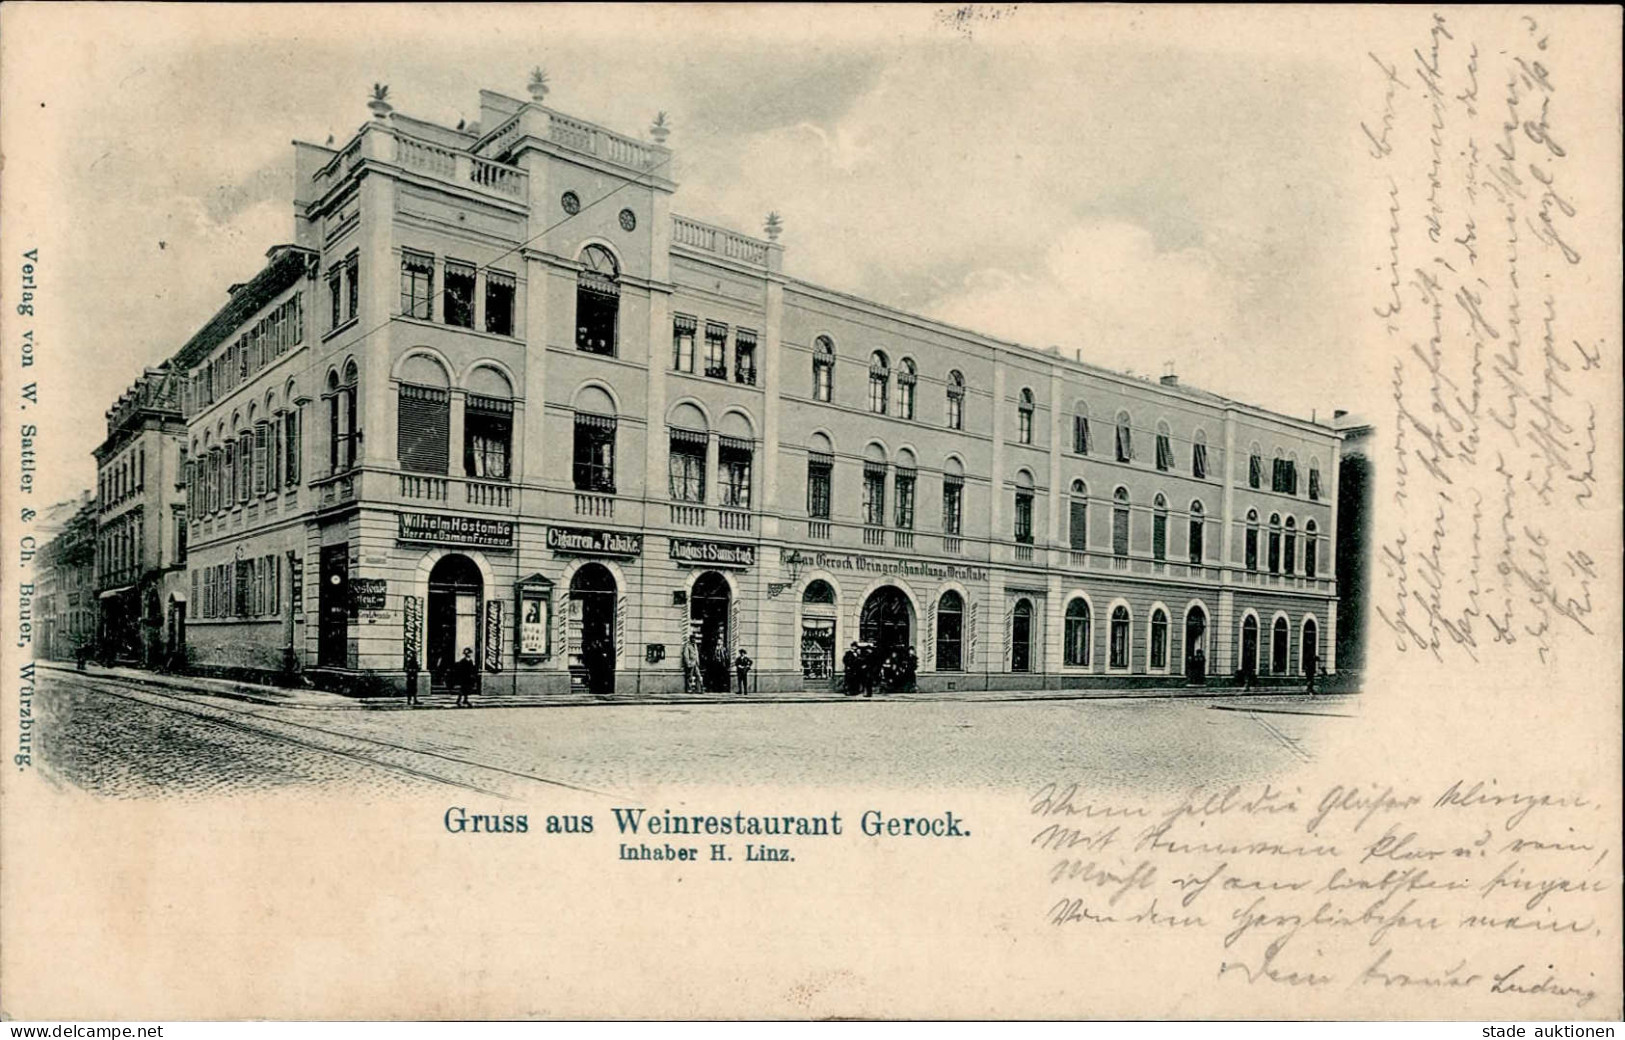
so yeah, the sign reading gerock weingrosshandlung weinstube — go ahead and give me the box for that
[398,512,515,548]
[546,526,643,557]
[668,538,756,567]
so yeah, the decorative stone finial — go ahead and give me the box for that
[367,83,392,120]
[764,211,783,242]
[528,67,550,102]
[650,111,671,144]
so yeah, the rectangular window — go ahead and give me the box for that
[1018,410,1033,444]
[1069,497,1088,550]
[253,425,268,495]
[1112,506,1129,557]
[465,396,513,480]
[1014,492,1034,544]
[1073,415,1090,454]
[668,428,707,503]
[1192,442,1208,479]
[484,270,516,336]
[862,463,886,527]
[1246,528,1259,571]
[718,436,752,509]
[942,476,963,535]
[223,443,235,507]
[572,413,616,493]
[672,314,697,373]
[1308,468,1321,501]
[345,253,359,322]
[1285,532,1297,575]
[814,360,833,403]
[894,469,916,530]
[1305,538,1318,578]
[806,452,832,519]
[1286,461,1298,496]
[443,259,476,328]
[284,407,301,485]
[397,384,451,474]
[400,251,434,320]
[1156,433,1174,471]
[1115,423,1132,463]
[235,559,251,618]
[1268,530,1281,574]
[1249,455,1263,489]
[703,322,728,379]
[734,328,758,386]
[1189,518,1204,563]
[1153,512,1167,560]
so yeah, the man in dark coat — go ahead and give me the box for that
[842,642,860,696]
[451,647,478,707]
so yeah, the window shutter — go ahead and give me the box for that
[397,384,451,473]
[1069,499,1088,549]
[254,424,268,495]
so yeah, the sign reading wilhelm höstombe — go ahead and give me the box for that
[398,512,516,548]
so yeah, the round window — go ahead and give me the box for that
[560,191,581,215]
[618,208,637,232]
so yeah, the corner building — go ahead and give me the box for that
[176,81,1342,697]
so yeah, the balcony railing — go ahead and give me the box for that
[718,509,751,532]
[575,493,614,519]
[862,527,885,547]
[1069,550,1089,568]
[672,214,771,267]
[807,520,831,540]
[400,475,449,501]
[1014,544,1034,563]
[466,481,513,508]
[893,531,914,550]
[670,503,705,526]
[1112,555,1130,571]
[942,536,962,555]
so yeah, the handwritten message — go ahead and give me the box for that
[1362,11,1609,666]
[1032,779,1612,1011]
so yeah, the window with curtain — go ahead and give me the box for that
[1064,599,1091,666]
[1013,490,1034,544]
[672,314,697,373]
[484,270,516,336]
[894,466,916,529]
[572,413,616,492]
[719,436,753,509]
[464,395,513,480]
[575,245,619,355]
[443,259,476,328]
[400,250,434,320]
[734,328,758,386]
[704,322,728,379]
[806,451,832,519]
[863,462,886,526]
[668,428,708,503]
[942,473,963,535]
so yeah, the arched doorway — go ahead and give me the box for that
[691,571,733,693]
[428,554,483,691]
[1271,617,1290,676]
[1241,615,1259,681]
[1011,599,1034,673]
[1184,606,1207,684]
[569,563,617,695]
[1302,617,1319,678]
[860,585,914,685]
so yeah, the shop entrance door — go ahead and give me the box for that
[569,563,617,695]
[1184,606,1207,684]
[690,571,732,692]
[318,544,349,668]
[427,554,482,691]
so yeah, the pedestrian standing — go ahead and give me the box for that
[680,636,701,694]
[842,642,860,696]
[404,657,420,707]
[452,647,477,707]
[735,648,753,696]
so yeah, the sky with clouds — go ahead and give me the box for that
[6,5,1390,509]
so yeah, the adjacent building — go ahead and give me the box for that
[34,498,97,661]
[173,77,1343,697]
[93,366,190,666]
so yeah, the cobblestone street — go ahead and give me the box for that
[35,667,1348,799]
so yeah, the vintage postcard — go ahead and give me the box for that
[1,3,1619,1022]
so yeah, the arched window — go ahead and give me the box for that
[1248,442,1263,489]
[936,590,964,671]
[575,244,619,355]
[1112,487,1130,557]
[1013,469,1035,544]
[1284,517,1298,575]
[1064,598,1091,666]
[868,351,890,414]
[1245,508,1260,571]
[1305,519,1319,578]
[1011,599,1034,673]
[1308,458,1323,501]
[572,386,617,493]
[805,431,833,520]
[1068,479,1088,550]
[942,456,965,535]
[895,358,917,419]
[1287,452,1301,496]
[812,336,835,402]
[1150,608,1169,669]
[1192,429,1209,479]
[946,370,965,430]
[1188,500,1206,564]
[1073,400,1091,454]
[1271,616,1290,675]
[801,580,837,680]
[1115,410,1133,462]
[1152,492,1169,561]
[1155,420,1174,471]
[1110,605,1131,669]
[862,443,887,527]
[1017,388,1035,445]
[465,367,514,481]
[1268,513,1283,574]
[668,403,709,505]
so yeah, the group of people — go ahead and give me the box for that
[679,637,752,696]
[841,641,917,697]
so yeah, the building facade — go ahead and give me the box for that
[34,500,97,661]
[174,79,1342,696]
[94,368,190,666]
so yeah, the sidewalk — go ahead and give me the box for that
[39,661,1358,713]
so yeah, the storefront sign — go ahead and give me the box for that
[785,548,988,583]
[399,512,515,549]
[402,594,422,671]
[547,526,642,557]
[669,539,756,567]
[349,578,387,617]
[484,601,504,672]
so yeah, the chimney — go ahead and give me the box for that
[1159,360,1178,386]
